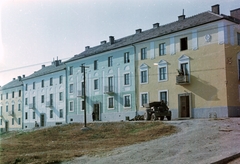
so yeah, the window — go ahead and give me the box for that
[180,37,188,51]
[18,104,21,111]
[159,43,166,56]
[50,94,53,106]
[94,79,99,90]
[238,33,240,46]
[18,118,21,125]
[19,90,21,97]
[69,66,73,75]
[69,84,73,93]
[33,82,35,89]
[6,105,8,112]
[25,112,28,120]
[159,67,167,80]
[124,52,130,63]
[108,56,113,67]
[25,84,28,91]
[33,97,36,108]
[124,73,130,85]
[59,75,63,84]
[180,63,189,75]
[50,110,53,118]
[141,70,147,83]
[124,95,131,107]
[108,97,114,108]
[59,92,63,101]
[159,90,168,104]
[0,106,2,115]
[141,48,147,60]
[50,78,53,86]
[12,118,14,125]
[12,105,14,114]
[82,100,85,110]
[59,109,63,118]
[141,93,148,107]
[25,98,28,105]
[69,101,74,112]
[81,63,85,73]
[33,111,35,119]
[12,91,14,98]
[1,94,2,100]
[178,55,190,82]
[6,93,8,99]
[41,80,44,88]
[0,119,2,125]
[94,60,98,70]
[41,95,44,103]
[108,76,113,92]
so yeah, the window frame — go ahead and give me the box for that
[50,78,53,86]
[124,52,130,63]
[180,37,188,51]
[108,96,114,109]
[158,90,168,105]
[108,56,113,67]
[69,101,74,112]
[94,60,98,70]
[59,109,63,118]
[238,33,240,46]
[33,82,35,90]
[33,111,36,119]
[159,43,166,56]
[59,75,63,84]
[140,47,147,60]
[50,110,53,118]
[123,94,131,108]
[59,92,63,101]
[93,79,99,90]
[41,95,44,103]
[124,73,130,86]
[41,80,44,88]
[140,92,148,107]
[69,84,73,94]
[69,66,73,75]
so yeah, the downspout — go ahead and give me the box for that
[131,44,138,116]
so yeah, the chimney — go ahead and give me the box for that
[109,36,115,45]
[13,78,16,81]
[230,8,240,20]
[22,75,25,78]
[153,23,159,28]
[42,65,45,68]
[18,76,21,81]
[178,9,185,21]
[101,40,107,45]
[136,29,142,34]
[85,46,90,50]
[211,4,220,15]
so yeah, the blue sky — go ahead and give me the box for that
[0,0,238,86]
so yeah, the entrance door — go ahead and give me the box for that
[5,121,9,132]
[93,104,100,121]
[178,93,191,118]
[40,114,45,127]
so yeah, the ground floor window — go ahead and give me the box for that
[59,109,63,118]
[140,93,148,107]
[18,118,21,125]
[124,95,131,107]
[12,118,14,125]
[69,101,74,112]
[159,90,168,104]
[108,97,114,109]
[50,110,53,118]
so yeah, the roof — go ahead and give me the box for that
[0,79,23,91]
[23,62,66,81]
[66,11,239,63]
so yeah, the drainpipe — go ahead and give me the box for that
[131,44,138,117]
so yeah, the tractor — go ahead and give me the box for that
[143,101,171,121]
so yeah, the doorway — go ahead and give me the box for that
[40,114,45,127]
[178,93,191,118]
[5,121,9,132]
[93,103,100,121]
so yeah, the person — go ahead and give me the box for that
[92,111,95,121]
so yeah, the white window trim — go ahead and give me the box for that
[140,92,149,107]
[107,96,114,110]
[93,78,99,91]
[139,63,149,84]
[123,94,131,108]
[69,101,74,112]
[123,72,130,86]
[157,60,168,82]
[158,90,169,105]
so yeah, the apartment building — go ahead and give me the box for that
[22,59,67,129]
[0,76,24,132]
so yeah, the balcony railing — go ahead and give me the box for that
[176,75,189,84]
[8,110,14,116]
[46,100,53,107]
[77,90,84,98]
[104,86,114,94]
[29,103,36,109]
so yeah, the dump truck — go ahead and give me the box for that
[143,101,171,121]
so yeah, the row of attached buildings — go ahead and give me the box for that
[1,4,240,132]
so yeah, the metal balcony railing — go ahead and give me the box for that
[77,90,84,98]
[176,75,190,84]
[46,100,53,107]
[104,86,114,94]
[29,103,36,109]
[8,110,14,116]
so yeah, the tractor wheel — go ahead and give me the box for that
[144,112,151,121]
[167,116,171,121]
[151,113,156,121]
[160,116,164,120]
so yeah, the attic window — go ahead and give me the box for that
[180,37,188,51]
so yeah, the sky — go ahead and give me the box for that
[0,0,238,86]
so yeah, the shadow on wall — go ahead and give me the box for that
[184,75,220,101]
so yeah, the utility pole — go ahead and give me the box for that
[80,65,89,130]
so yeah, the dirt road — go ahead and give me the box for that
[63,118,240,164]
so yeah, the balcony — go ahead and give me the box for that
[77,90,84,98]
[176,75,190,85]
[46,100,53,107]
[104,86,114,94]
[8,110,14,116]
[29,103,36,109]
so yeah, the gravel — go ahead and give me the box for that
[63,118,240,164]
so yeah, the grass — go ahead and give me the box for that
[0,121,176,164]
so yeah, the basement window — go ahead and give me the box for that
[180,37,188,51]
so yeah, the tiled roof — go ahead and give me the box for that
[66,11,239,63]
[0,79,23,90]
[23,63,66,81]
